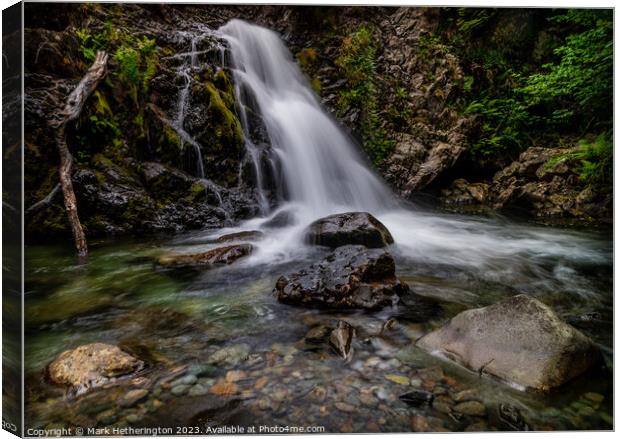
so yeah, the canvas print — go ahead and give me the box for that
[2,1,614,436]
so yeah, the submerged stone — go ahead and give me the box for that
[417,295,600,391]
[47,343,143,395]
[305,212,394,248]
[156,244,253,270]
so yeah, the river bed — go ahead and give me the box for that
[24,209,613,432]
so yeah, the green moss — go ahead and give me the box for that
[188,182,207,202]
[335,25,395,165]
[205,82,244,150]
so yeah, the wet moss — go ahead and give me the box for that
[205,82,243,151]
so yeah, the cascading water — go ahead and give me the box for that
[212,19,610,289]
[220,19,396,219]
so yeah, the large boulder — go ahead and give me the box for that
[416,295,600,391]
[47,343,143,395]
[305,212,394,249]
[274,245,408,309]
[156,244,253,269]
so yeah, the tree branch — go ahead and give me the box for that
[51,50,109,261]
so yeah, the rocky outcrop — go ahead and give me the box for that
[47,343,143,395]
[305,212,394,249]
[275,245,408,309]
[416,295,600,391]
[440,147,612,224]
[156,244,253,269]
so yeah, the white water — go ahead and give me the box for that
[211,20,610,279]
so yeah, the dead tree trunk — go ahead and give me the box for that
[50,50,109,261]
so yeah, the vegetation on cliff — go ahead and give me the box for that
[442,8,612,189]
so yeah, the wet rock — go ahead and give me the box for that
[335,402,356,413]
[304,325,331,344]
[225,370,248,382]
[188,384,209,397]
[498,404,529,431]
[209,344,251,367]
[305,212,394,248]
[385,374,410,385]
[454,401,486,417]
[417,295,600,391]
[209,382,238,396]
[399,390,434,407]
[141,161,193,194]
[275,245,409,310]
[215,230,264,243]
[156,244,253,269]
[119,389,149,408]
[329,320,354,360]
[171,384,189,396]
[47,343,143,395]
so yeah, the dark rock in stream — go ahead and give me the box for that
[399,390,434,407]
[47,343,144,395]
[329,320,355,360]
[305,212,394,248]
[156,244,253,270]
[417,294,600,391]
[274,245,408,310]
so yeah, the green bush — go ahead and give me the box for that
[547,133,612,188]
[336,25,394,165]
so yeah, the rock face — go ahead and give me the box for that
[157,244,253,269]
[275,245,407,309]
[305,212,394,249]
[47,343,143,395]
[416,295,599,391]
[441,147,612,224]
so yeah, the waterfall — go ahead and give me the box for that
[169,32,207,179]
[219,19,396,221]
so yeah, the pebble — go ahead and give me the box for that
[257,398,271,410]
[125,414,141,424]
[254,376,268,390]
[209,382,238,396]
[385,374,410,385]
[119,389,149,408]
[433,401,452,414]
[454,389,479,402]
[454,401,486,417]
[335,402,356,413]
[409,378,422,387]
[365,357,381,367]
[188,384,209,396]
[171,384,189,396]
[225,370,248,382]
[95,409,117,426]
[170,374,197,388]
[465,421,488,432]
[583,392,604,403]
[359,392,377,406]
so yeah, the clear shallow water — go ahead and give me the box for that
[24,209,613,432]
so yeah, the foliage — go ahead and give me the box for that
[445,7,612,182]
[520,9,613,129]
[547,133,613,188]
[335,25,394,164]
[76,22,113,63]
[113,36,158,105]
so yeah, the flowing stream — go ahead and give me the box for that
[23,19,612,432]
